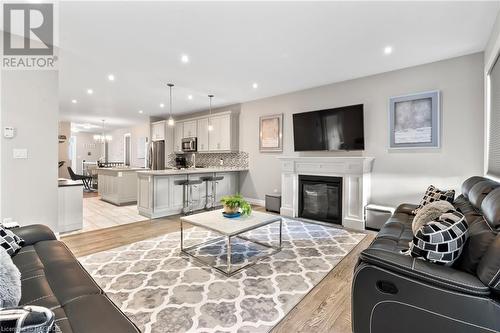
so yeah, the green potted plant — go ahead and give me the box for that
[220,194,252,216]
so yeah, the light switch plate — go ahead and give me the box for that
[3,127,15,138]
[13,148,28,159]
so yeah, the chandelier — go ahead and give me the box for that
[93,120,112,142]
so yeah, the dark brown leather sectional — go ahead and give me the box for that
[352,176,500,333]
[9,225,139,333]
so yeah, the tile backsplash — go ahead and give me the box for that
[167,151,249,169]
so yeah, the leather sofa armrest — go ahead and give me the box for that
[11,225,56,246]
[360,248,490,296]
[394,203,418,215]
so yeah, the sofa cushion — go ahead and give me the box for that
[11,225,56,246]
[16,241,102,309]
[62,295,139,333]
[394,203,419,215]
[461,176,489,199]
[455,215,497,274]
[370,209,414,252]
[412,185,455,215]
[0,226,24,256]
[412,200,454,234]
[477,234,500,293]
[409,210,468,265]
[12,246,44,274]
[469,180,500,212]
[481,187,500,230]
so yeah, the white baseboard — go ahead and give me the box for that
[244,197,266,207]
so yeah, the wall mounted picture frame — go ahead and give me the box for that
[259,114,283,152]
[389,90,440,149]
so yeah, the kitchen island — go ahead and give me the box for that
[136,167,248,218]
[96,167,146,205]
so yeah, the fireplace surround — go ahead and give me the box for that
[278,156,374,230]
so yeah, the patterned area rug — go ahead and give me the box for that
[79,218,365,333]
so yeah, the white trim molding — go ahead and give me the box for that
[277,156,374,230]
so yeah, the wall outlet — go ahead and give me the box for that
[13,148,28,159]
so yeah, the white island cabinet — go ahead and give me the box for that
[137,168,246,219]
[97,168,144,205]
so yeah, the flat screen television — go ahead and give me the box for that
[293,104,364,151]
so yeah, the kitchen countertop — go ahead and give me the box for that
[58,179,84,187]
[96,167,147,173]
[137,167,249,176]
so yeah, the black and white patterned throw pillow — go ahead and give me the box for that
[0,226,24,256]
[412,185,455,215]
[409,210,468,266]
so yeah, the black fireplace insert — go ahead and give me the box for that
[298,175,342,224]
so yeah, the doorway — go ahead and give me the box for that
[124,133,131,166]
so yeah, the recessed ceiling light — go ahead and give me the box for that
[138,110,143,114]
[384,46,393,55]
[187,95,193,100]
[71,99,77,104]
[181,54,189,63]
[252,82,258,89]
[160,103,165,108]
[87,89,93,95]
[107,74,115,81]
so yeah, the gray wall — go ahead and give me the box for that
[239,53,484,207]
[1,70,59,230]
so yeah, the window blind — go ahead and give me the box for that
[488,56,500,177]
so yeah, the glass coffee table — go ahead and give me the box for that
[180,209,282,276]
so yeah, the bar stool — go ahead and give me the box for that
[201,175,224,210]
[175,179,203,215]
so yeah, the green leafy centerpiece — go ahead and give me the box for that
[220,194,252,217]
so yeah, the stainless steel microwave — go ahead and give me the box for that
[181,137,197,152]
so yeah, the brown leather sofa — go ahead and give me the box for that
[352,176,500,333]
[7,225,140,333]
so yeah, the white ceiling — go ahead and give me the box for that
[58,1,500,130]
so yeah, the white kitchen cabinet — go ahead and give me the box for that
[58,182,83,233]
[151,121,166,141]
[208,116,221,151]
[208,113,237,152]
[197,118,209,152]
[174,122,184,153]
[98,169,139,205]
[136,170,242,219]
[183,120,197,138]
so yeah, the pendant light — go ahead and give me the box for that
[167,83,175,126]
[208,94,214,131]
[93,120,112,142]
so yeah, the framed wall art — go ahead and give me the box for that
[389,90,440,149]
[259,114,283,152]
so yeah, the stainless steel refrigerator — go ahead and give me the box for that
[148,140,165,170]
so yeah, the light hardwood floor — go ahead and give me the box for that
[61,207,374,332]
[62,195,148,236]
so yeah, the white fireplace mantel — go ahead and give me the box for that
[277,156,374,230]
